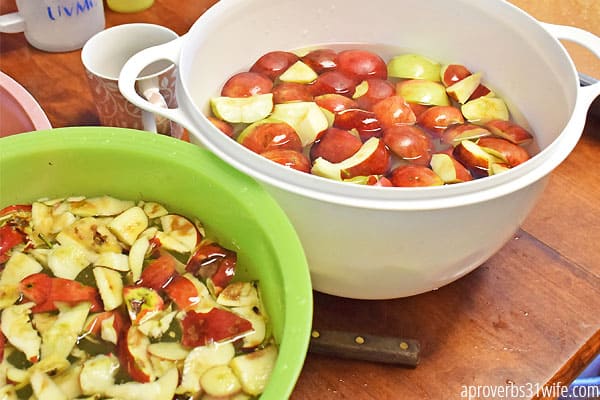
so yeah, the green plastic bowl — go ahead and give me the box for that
[0,127,313,399]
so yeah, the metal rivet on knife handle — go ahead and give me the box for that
[308,329,420,367]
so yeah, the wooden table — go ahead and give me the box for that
[1,1,599,399]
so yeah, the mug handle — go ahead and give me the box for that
[119,36,196,134]
[0,12,25,33]
[541,22,600,110]
[137,77,170,134]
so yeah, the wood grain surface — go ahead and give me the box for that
[1,1,598,399]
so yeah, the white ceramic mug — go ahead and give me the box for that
[81,23,183,136]
[0,0,105,52]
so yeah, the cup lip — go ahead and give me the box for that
[177,0,586,211]
[81,22,178,82]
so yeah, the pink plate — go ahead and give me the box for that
[1,71,51,137]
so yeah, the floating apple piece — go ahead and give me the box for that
[310,70,357,96]
[441,123,491,146]
[210,93,273,124]
[270,101,329,146]
[250,50,299,80]
[310,127,362,163]
[396,79,450,106]
[446,72,481,104]
[387,53,441,82]
[389,164,443,187]
[418,105,464,136]
[311,137,390,180]
[301,48,338,74]
[372,95,416,128]
[337,49,387,81]
[314,93,359,114]
[334,108,382,141]
[278,60,318,83]
[461,97,509,123]
[430,153,473,183]
[207,116,235,137]
[453,139,505,176]
[345,175,394,186]
[484,119,534,144]
[489,163,511,175]
[408,102,430,119]
[440,64,472,87]
[261,149,311,173]
[477,137,530,167]
[352,78,395,110]
[237,119,303,153]
[468,83,495,101]
[221,72,273,98]
[272,82,314,103]
[383,125,432,165]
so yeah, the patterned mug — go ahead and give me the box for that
[81,23,182,137]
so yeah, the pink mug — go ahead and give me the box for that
[81,23,182,137]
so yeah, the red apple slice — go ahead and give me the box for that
[446,72,481,104]
[477,137,530,167]
[484,119,534,144]
[461,97,509,124]
[430,153,473,183]
[440,64,472,87]
[441,123,492,146]
[389,165,444,187]
[418,105,464,136]
[382,125,433,165]
[311,137,390,180]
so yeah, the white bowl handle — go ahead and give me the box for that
[541,22,600,108]
[118,35,196,132]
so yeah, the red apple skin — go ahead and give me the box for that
[366,175,394,187]
[239,122,303,154]
[315,94,359,114]
[477,137,530,167]
[383,125,433,166]
[164,275,201,311]
[221,72,273,98]
[310,127,362,163]
[301,48,338,74]
[468,83,493,101]
[355,78,395,110]
[250,51,299,80]
[337,49,388,81]
[418,105,465,137]
[441,123,491,146]
[342,139,391,179]
[207,116,235,137]
[261,149,311,173]
[371,95,417,128]
[310,70,357,97]
[333,108,382,141]
[485,119,534,144]
[389,165,444,187]
[408,103,431,119]
[440,64,472,87]
[434,153,473,182]
[452,141,491,177]
[272,82,314,104]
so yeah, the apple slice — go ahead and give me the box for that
[0,283,20,310]
[58,217,121,255]
[396,79,450,106]
[200,365,242,398]
[430,153,473,183]
[47,243,91,280]
[210,93,274,124]
[270,101,329,146]
[141,201,169,219]
[441,123,491,146]
[123,286,164,325]
[94,251,130,272]
[230,345,278,397]
[93,267,124,311]
[40,302,91,362]
[446,72,481,104]
[1,303,40,362]
[80,354,119,395]
[232,306,266,349]
[105,367,178,400]
[440,64,472,87]
[217,282,259,308]
[490,163,511,175]
[461,97,509,123]
[278,60,318,83]
[177,342,235,395]
[387,54,441,82]
[30,371,68,400]
[108,206,148,247]
[1,252,43,285]
[477,137,530,167]
[484,119,534,144]
[453,139,505,176]
[148,342,190,361]
[68,195,135,217]
[129,236,150,282]
[160,214,199,253]
[311,137,390,180]
[389,165,444,187]
[237,118,303,154]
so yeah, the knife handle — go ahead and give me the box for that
[308,329,420,367]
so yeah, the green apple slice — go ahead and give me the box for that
[311,137,381,180]
[278,60,318,83]
[446,72,481,104]
[387,54,442,82]
[396,80,450,106]
[210,93,273,124]
[461,97,509,123]
[270,102,329,146]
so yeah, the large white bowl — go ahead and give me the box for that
[120,0,600,299]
